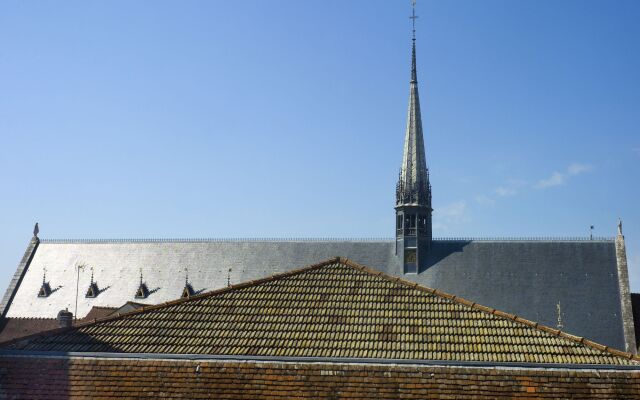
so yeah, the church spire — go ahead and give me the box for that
[396,20,430,208]
[395,0,432,274]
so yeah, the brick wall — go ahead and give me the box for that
[1,356,639,399]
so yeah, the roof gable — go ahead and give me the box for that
[5,257,637,365]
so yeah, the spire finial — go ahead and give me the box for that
[33,222,39,238]
[618,218,623,236]
[90,267,94,285]
[410,0,418,41]
[139,268,143,285]
[409,1,418,83]
[42,266,47,285]
[185,266,189,285]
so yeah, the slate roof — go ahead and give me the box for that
[1,238,627,350]
[5,258,638,366]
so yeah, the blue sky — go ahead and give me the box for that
[1,0,639,293]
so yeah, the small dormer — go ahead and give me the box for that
[37,267,51,298]
[182,283,195,298]
[86,282,99,298]
[135,283,149,299]
[85,267,100,298]
[181,267,194,298]
[135,268,149,299]
[38,282,52,298]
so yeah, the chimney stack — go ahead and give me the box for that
[57,309,73,328]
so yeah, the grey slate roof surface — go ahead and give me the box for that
[1,238,626,350]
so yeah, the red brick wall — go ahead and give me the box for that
[1,356,639,399]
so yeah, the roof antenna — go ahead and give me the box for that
[74,263,86,319]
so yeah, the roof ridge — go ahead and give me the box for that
[38,237,615,244]
[39,238,395,243]
[339,258,638,363]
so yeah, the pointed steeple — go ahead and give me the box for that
[396,38,431,207]
[395,1,432,274]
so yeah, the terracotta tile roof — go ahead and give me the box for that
[83,306,117,320]
[0,306,116,343]
[0,318,60,343]
[2,356,640,399]
[4,258,639,365]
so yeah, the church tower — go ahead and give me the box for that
[395,4,432,274]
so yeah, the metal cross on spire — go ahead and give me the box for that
[410,0,418,41]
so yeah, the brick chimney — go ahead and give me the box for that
[57,309,73,328]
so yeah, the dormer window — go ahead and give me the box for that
[86,282,99,298]
[135,268,149,299]
[85,267,99,298]
[135,282,149,299]
[182,283,195,298]
[181,267,194,298]
[38,282,52,298]
[37,267,51,297]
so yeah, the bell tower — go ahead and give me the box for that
[395,1,432,274]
